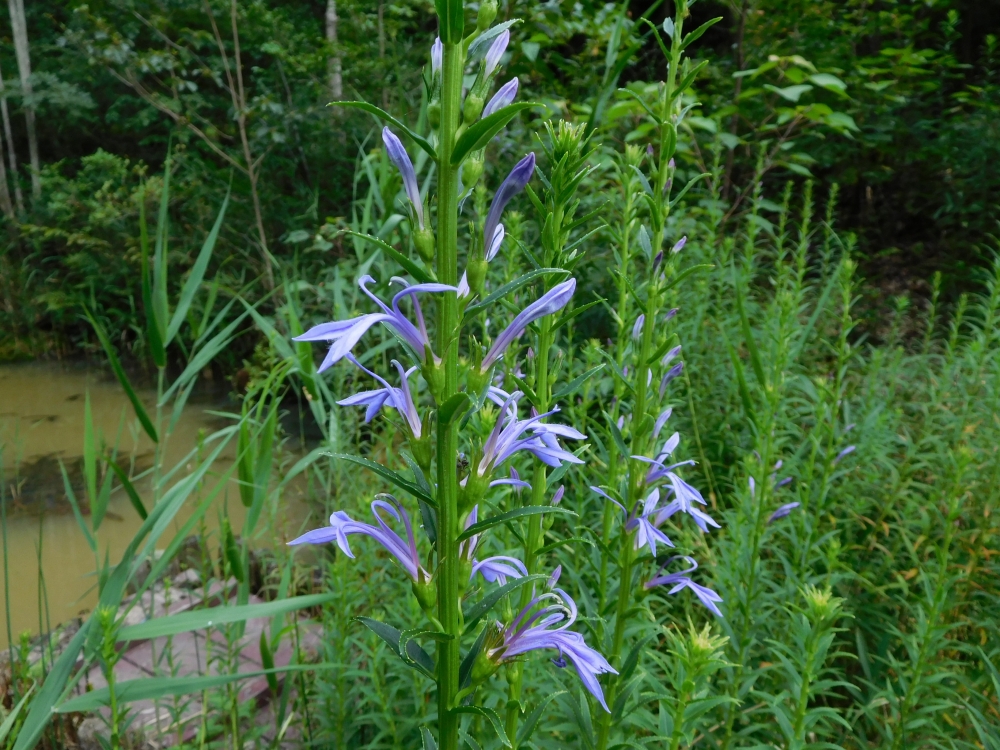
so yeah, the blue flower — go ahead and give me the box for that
[483,153,535,254]
[480,279,576,371]
[382,128,425,230]
[475,390,585,478]
[483,77,518,117]
[490,568,617,711]
[288,495,429,583]
[768,502,800,524]
[293,275,456,369]
[337,354,422,437]
[472,556,528,586]
[430,37,442,77]
[483,30,509,78]
[645,556,723,617]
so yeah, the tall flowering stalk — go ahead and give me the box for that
[292,3,615,748]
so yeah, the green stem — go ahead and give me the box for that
[435,36,463,750]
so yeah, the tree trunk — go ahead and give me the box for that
[326,0,342,103]
[8,0,39,201]
[0,61,23,215]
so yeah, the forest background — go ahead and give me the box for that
[1,0,998,360]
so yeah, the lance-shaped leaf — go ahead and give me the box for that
[328,453,435,506]
[343,230,434,284]
[356,617,436,678]
[453,706,510,747]
[552,364,605,401]
[331,101,436,159]
[463,268,569,318]
[452,103,537,165]
[517,691,566,747]
[119,593,334,641]
[106,460,147,520]
[458,506,576,542]
[83,307,158,443]
[55,664,331,714]
[166,188,229,344]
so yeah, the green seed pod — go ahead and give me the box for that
[477,0,498,31]
[462,150,485,188]
[464,92,485,124]
[414,227,435,261]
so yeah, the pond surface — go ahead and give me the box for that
[0,362,311,649]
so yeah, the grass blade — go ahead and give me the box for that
[83,307,158,443]
[106,460,147,520]
[166,188,230,344]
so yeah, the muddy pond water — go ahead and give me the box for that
[0,362,312,649]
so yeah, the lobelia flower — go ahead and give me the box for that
[590,485,676,556]
[768,502,800,524]
[430,37,442,77]
[488,567,617,711]
[480,278,576,372]
[288,495,430,583]
[337,355,422,436]
[476,391,585,479]
[472,556,528,586]
[293,275,456,370]
[632,314,645,341]
[661,345,681,367]
[645,556,723,617]
[482,78,518,118]
[632,430,720,533]
[659,361,684,397]
[834,445,856,464]
[483,153,535,251]
[671,236,687,254]
[382,128,425,230]
[483,30,509,78]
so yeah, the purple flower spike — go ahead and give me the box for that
[288,496,429,582]
[431,37,442,76]
[645,556,723,617]
[472,555,527,586]
[484,153,535,252]
[483,77,519,118]
[768,502,800,524]
[484,30,510,77]
[481,278,575,371]
[337,355,422,436]
[294,275,456,369]
[491,582,617,711]
[659,362,684,397]
[382,128,424,229]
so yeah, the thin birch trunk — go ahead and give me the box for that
[0,62,23,215]
[325,0,342,104]
[0,124,14,219]
[8,0,39,200]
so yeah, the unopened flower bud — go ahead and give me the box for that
[414,227,435,261]
[463,150,485,188]
[412,573,437,612]
[477,0,498,31]
[464,92,485,124]
[467,256,489,296]
[428,100,441,128]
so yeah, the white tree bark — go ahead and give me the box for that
[8,0,39,201]
[0,61,23,215]
[325,0,342,103]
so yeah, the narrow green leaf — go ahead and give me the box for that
[463,268,569,318]
[669,172,710,209]
[517,691,565,746]
[459,625,491,688]
[343,229,433,283]
[332,102,437,159]
[791,269,839,363]
[56,664,331,714]
[83,391,97,507]
[92,462,113,534]
[152,151,171,345]
[13,619,92,750]
[681,17,722,49]
[355,617,435,677]
[726,339,758,428]
[139,189,166,368]
[453,706,511,747]
[83,307,158,443]
[238,411,255,508]
[452,103,537,166]
[223,517,244,583]
[463,574,547,631]
[552,364,605,402]
[421,727,438,750]
[60,460,95,554]
[119,593,333,641]
[260,630,278,694]
[0,685,32,743]
[458,506,577,542]
[661,263,714,295]
[107,460,147,520]
[167,188,229,344]
[245,404,277,535]
[328,453,435,506]
[159,307,250,405]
